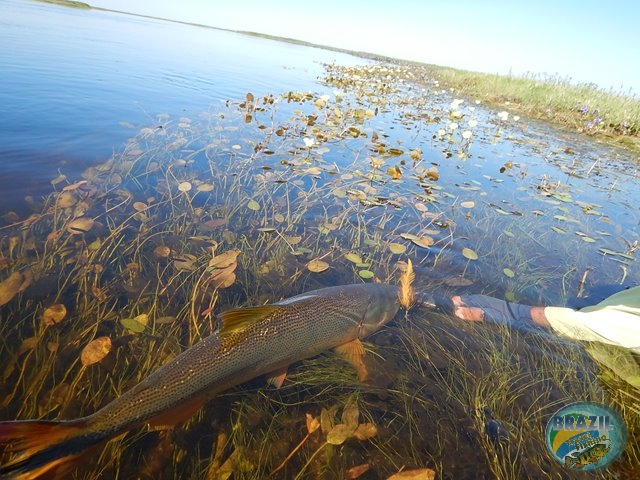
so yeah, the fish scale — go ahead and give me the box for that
[0,283,400,480]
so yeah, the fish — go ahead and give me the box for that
[564,442,611,468]
[0,283,400,480]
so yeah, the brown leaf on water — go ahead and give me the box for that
[209,264,237,289]
[209,249,241,269]
[398,258,415,309]
[326,423,355,445]
[18,336,39,355]
[444,276,474,287]
[0,271,24,307]
[305,413,320,434]
[66,217,95,234]
[320,407,334,435]
[341,397,360,429]
[347,464,370,479]
[42,304,67,326]
[307,259,330,273]
[387,166,402,180]
[353,423,378,441]
[387,468,436,480]
[80,336,112,366]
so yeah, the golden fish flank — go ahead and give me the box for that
[0,283,400,480]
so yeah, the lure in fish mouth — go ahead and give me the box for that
[0,283,401,480]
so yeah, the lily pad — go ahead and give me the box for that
[307,259,329,273]
[358,269,375,279]
[247,199,261,211]
[67,217,95,234]
[344,252,363,264]
[503,268,515,278]
[388,243,407,254]
[80,336,112,366]
[121,314,149,333]
[462,247,478,260]
[42,304,67,326]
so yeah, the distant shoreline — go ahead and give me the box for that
[35,0,639,152]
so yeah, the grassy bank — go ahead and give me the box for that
[425,66,640,152]
[35,0,90,9]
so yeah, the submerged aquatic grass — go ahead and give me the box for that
[0,60,638,478]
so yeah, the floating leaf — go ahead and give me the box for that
[503,268,515,278]
[388,243,407,254]
[387,468,436,480]
[346,464,370,479]
[133,202,148,211]
[81,336,112,366]
[342,398,360,429]
[209,249,241,269]
[307,259,330,273]
[67,217,94,234]
[247,200,260,211]
[56,191,77,208]
[121,314,148,333]
[462,248,478,260]
[196,183,214,192]
[154,245,171,258]
[156,316,177,324]
[551,226,566,234]
[173,254,197,272]
[178,182,192,192]
[0,272,23,307]
[353,423,378,441]
[460,201,475,208]
[386,166,402,180]
[326,423,355,445]
[344,252,363,264]
[42,304,67,326]
[306,413,320,434]
[274,213,285,223]
[209,264,237,289]
[409,236,434,248]
[358,270,374,279]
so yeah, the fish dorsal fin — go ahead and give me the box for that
[219,305,282,335]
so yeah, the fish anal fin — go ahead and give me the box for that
[219,305,281,335]
[266,367,288,388]
[146,395,207,430]
[334,339,368,382]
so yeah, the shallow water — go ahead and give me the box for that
[1,1,639,479]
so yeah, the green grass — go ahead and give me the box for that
[35,0,91,8]
[425,66,640,151]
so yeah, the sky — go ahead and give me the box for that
[88,0,640,94]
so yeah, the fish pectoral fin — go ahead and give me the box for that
[219,305,282,335]
[266,367,288,388]
[146,395,207,430]
[334,339,368,382]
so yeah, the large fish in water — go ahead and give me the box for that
[0,283,400,479]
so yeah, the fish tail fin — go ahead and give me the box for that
[0,418,101,480]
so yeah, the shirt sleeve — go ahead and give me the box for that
[544,302,640,353]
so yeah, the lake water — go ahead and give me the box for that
[0,0,359,211]
[1,1,639,479]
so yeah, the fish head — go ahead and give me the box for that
[357,284,401,337]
